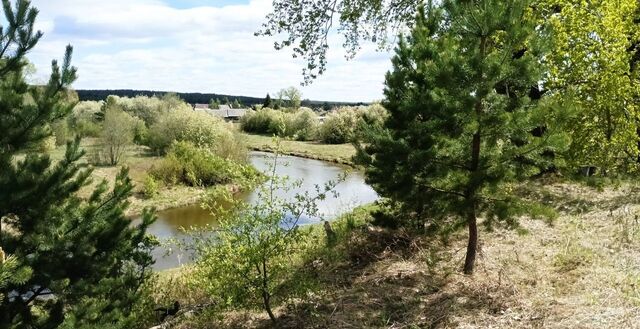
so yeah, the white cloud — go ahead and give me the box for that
[27,0,393,102]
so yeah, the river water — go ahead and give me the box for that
[146,152,378,270]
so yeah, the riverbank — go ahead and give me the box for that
[156,181,640,328]
[49,138,240,217]
[240,133,357,166]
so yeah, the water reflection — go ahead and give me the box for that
[146,151,378,270]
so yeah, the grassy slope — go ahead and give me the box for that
[240,133,357,166]
[50,138,206,216]
[171,181,640,328]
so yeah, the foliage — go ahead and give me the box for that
[258,0,419,82]
[317,105,388,144]
[209,98,220,109]
[69,101,102,137]
[317,107,360,144]
[263,93,272,108]
[240,108,319,141]
[147,109,246,161]
[94,107,139,166]
[142,174,160,199]
[150,141,258,187]
[356,1,563,274]
[187,151,341,323]
[539,0,640,173]
[113,94,192,126]
[276,86,303,109]
[52,119,70,146]
[0,1,155,325]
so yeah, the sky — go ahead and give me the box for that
[27,0,395,102]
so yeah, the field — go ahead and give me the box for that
[240,132,357,166]
[49,138,209,216]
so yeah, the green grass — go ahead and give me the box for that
[240,132,357,166]
[47,138,220,216]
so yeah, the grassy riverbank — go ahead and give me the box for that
[154,180,640,328]
[48,138,232,216]
[241,133,357,166]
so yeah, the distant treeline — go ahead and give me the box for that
[75,89,366,109]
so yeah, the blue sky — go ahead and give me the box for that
[27,0,394,102]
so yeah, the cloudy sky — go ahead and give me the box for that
[27,0,395,102]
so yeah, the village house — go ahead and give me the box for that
[193,103,252,121]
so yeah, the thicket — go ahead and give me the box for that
[147,109,245,161]
[240,104,387,144]
[149,141,258,187]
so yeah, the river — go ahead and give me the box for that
[145,151,378,270]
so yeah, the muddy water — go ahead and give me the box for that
[146,152,378,270]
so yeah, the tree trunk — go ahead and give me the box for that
[262,291,276,324]
[463,35,486,275]
[261,258,276,324]
[463,207,478,275]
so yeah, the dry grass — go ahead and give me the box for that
[186,181,640,328]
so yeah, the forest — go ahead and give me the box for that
[2,0,640,328]
[75,89,365,109]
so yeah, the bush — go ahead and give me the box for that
[317,105,388,144]
[317,107,360,144]
[110,94,192,126]
[95,108,138,166]
[69,101,102,137]
[150,141,257,187]
[52,120,70,146]
[147,110,246,161]
[142,175,160,198]
[187,154,341,324]
[240,108,319,141]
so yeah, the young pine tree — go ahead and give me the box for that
[357,0,564,274]
[263,93,272,108]
[0,0,156,326]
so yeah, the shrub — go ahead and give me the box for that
[240,108,319,141]
[288,108,318,141]
[187,153,341,324]
[150,141,257,187]
[69,101,102,137]
[317,105,388,144]
[111,94,192,126]
[240,108,280,134]
[317,107,360,144]
[52,120,70,146]
[142,174,160,198]
[97,108,138,165]
[147,110,245,161]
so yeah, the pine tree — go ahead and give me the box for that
[357,0,563,274]
[208,98,219,109]
[0,0,155,326]
[232,98,242,109]
[263,93,272,108]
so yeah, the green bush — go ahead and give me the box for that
[52,120,70,146]
[97,108,138,166]
[69,101,102,137]
[147,110,246,161]
[150,141,257,187]
[142,174,160,198]
[240,108,319,141]
[317,107,360,144]
[110,94,192,126]
[317,105,388,144]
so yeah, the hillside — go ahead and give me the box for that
[167,180,640,328]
